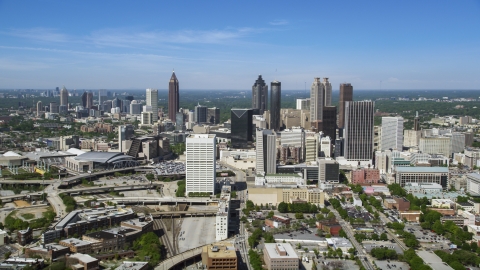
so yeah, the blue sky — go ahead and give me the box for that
[0,1,479,90]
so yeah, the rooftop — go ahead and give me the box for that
[60,238,91,247]
[69,253,98,264]
[115,262,149,270]
[396,167,449,173]
[264,243,297,259]
[204,242,237,259]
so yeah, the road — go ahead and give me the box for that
[377,211,408,251]
[329,206,375,270]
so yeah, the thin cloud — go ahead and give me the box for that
[269,20,288,26]
[3,27,69,43]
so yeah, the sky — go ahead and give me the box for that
[0,1,480,90]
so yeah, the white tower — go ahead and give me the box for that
[186,134,216,195]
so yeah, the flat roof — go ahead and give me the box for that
[204,242,237,259]
[264,243,298,259]
[416,251,453,270]
[60,238,91,247]
[396,167,449,173]
[69,253,98,264]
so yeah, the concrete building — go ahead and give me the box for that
[130,100,142,115]
[202,242,238,270]
[146,88,158,123]
[248,187,324,207]
[318,159,339,184]
[419,137,451,157]
[381,117,404,151]
[404,130,421,147]
[256,129,277,175]
[17,227,32,246]
[60,86,69,107]
[263,243,299,270]
[310,77,325,123]
[305,136,318,162]
[186,134,216,195]
[216,186,231,241]
[66,253,99,270]
[320,136,332,157]
[467,173,480,196]
[25,244,69,261]
[395,167,449,188]
[351,168,380,185]
[344,101,374,161]
[296,98,310,110]
[115,262,149,270]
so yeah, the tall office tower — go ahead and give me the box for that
[373,126,382,151]
[86,92,93,109]
[252,75,268,115]
[36,101,42,116]
[60,86,68,106]
[176,112,185,131]
[296,98,310,110]
[195,104,207,123]
[310,77,324,123]
[81,91,88,107]
[125,95,134,101]
[381,117,404,151]
[338,83,353,129]
[322,78,332,106]
[112,98,122,110]
[414,111,420,131]
[344,101,374,161]
[185,134,216,195]
[270,81,281,131]
[50,102,59,113]
[322,106,337,141]
[146,88,158,123]
[122,99,131,114]
[59,105,68,114]
[231,109,253,149]
[118,125,134,153]
[103,101,112,113]
[255,129,277,175]
[168,71,179,122]
[130,100,142,115]
[98,89,107,110]
[207,107,220,124]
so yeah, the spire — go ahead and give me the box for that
[170,70,178,81]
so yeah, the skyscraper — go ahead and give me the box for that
[146,88,158,123]
[168,71,179,122]
[36,101,42,116]
[98,89,107,110]
[186,134,216,195]
[118,125,134,153]
[344,101,374,161]
[322,78,332,106]
[414,111,420,131]
[231,109,253,149]
[86,92,93,109]
[322,106,337,141]
[195,104,207,123]
[270,81,281,131]
[207,107,220,124]
[310,78,324,122]
[130,100,142,115]
[255,129,277,175]
[338,83,353,129]
[252,75,268,115]
[381,117,404,151]
[60,86,68,107]
[81,91,88,108]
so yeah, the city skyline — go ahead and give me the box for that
[1,1,479,90]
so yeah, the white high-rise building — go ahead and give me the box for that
[255,129,277,175]
[146,88,158,123]
[322,78,332,106]
[216,185,231,241]
[296,98,310,110]
[186,134,216,195]
[310,78,324,122]
[419,137,451,157]
[305,136,318,162]
[381,117,404,151]
[320,136,332,158]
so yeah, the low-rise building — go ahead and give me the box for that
[383,196,410,211]
[457,202,474,212]
[325,237,354,255]
[440,216,466,226]
[263,243,298,270]
[399,211,422,222]
[316,219,342,236]
[351,168,380,185]
[201,242,238,270]
[395,167,449,188]
[2,258,45,269]
[17,227,32,246]
[265,215,291,229]
[431,199,455,209]
[115,262,149,270]
[248,187,324,207]
[66,253,99,270]
[59,238,92,254]
[25,244,70,260]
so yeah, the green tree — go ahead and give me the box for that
[278,202,288,213]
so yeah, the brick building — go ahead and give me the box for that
[25,244,70,260]
[351,168,380,185]
[201,243,238,270]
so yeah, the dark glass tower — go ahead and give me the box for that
[322,106,337,141]
[270,81,281,131]
[81,91,88,108]
[231,109,253,149]
[344,101,374,160]
[252,75,268,115]
[168,71,179,122]
[339,83,353,129]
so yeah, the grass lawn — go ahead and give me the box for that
[21,213,35,220]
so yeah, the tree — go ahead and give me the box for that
[266,211,274,219]
[380,233,388,241]
[295,212,304,219]
[432,220,445,235]
[278,202,288,213]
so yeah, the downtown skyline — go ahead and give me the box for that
[0,1,480,90]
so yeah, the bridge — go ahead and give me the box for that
[151,210,217,218]
[94,197,219,206]
[58,183,163,195]
[0,180,54,185]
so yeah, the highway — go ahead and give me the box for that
[329,206,375,270]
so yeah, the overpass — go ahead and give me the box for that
[155,237,235,270]
[0,180,53,185]
[94,197,219,206]
[151,210,217,218]
[58,183,163,195]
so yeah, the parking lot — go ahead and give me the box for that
[152,161,185,175]
[374,260,408,270]
[404,224,450,250]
